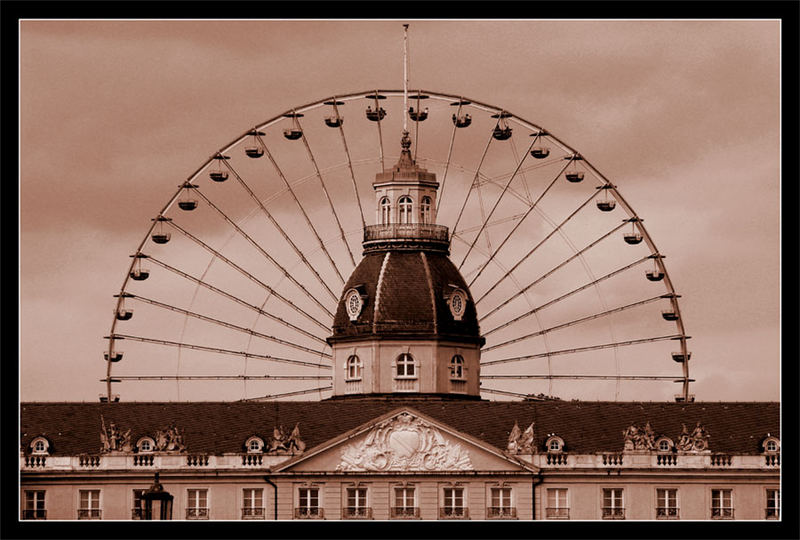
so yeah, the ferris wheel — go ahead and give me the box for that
[103,89,692,403]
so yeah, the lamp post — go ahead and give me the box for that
[142,472,173,520]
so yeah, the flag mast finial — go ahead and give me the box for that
[403,24,409,134]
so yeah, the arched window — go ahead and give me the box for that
[549,439,561,452]
[766,440,777,452]
[398,196,413,224]
[658,439,670,452]
[396,353,416,378]
[420,196,432,224]
[32,440,47,454]
[450,355,464,379]
[346,355,362,380]
[380,197,391,225]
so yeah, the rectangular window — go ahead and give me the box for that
[296,487,322,519]
[711,489,733,519]
[440,487,467,519]
[766,489,779,519]
[546,488,569,519]
[602,488,624,519]
[23,490,46,520]
[242,488,264,519]
[656,488,679,519]
[344,487,370,519]
[392,487,418,518]
[131,489,145,520]
[78,490,101,520]
[488,487,515,518]
[187,489,209,520]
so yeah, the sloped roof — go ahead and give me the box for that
[20,400,778,457]
[330,251,481,343]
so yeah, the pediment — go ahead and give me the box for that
[274,407,535,473]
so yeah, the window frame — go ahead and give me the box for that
[245,436,264,454]
[242,487,265,520]
[131,488,146,520]
[710,488,734,520]
[420,196,432,224]
[395,353,417,379]
[765,488,780,520]
[380,197,391,225]
[186,488,210,520]
[601,487,625,520]
[398,196,413,224]
[346,354,363,381]
[296,485,323,519]
[440,485,468,519]
[78,489,102,520]
[23,490,46,520]
[449,355,465,380]
[546,487,569,520]
[344,486,370,519]
[655,487,680,519]
[391,485,418,519]
[488,486,515,519]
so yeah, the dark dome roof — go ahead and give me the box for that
[329,250,483,345]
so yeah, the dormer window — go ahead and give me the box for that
[762,436,780,454]
[450,355,465,379]
[30,437,49,455]
[656,437,673,453]
[380,197,391,225]
[136,437,155,453]
[421,196,432,224]
[545,436,564,454]
[398,196,412,224]
[396,353,416,378]
[346,355,363,381]
[245,436,265,454]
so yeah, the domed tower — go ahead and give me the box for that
[327,132,485,399]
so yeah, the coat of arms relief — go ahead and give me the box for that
[336,412,473,471]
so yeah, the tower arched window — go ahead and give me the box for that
[346,355,362,380]
[421,196,432,224]
[450,355,464,379]
[380,197,391,225]
[396,353,416,378]
[398,196,413,224]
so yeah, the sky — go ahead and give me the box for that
[19,20,780,403]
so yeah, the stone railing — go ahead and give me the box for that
[363,223,449,243]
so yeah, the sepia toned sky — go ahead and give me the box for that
[19,19,780,402]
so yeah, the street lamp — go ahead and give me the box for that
[142,472,173,520]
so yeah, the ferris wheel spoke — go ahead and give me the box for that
[481,334,685,367]
[190,189,335,319]
[244,386,333,401]
[331,98,366,230]
[466,157,574,287]
[220,156,340,303]
[482,374,692,381]
[483,295,666,352]
[475,190,600,307]
[106,375,332,381]
[253,135,346,286]
[435,100,462,210]
[164,223,333,332]
[106,334,332,369]
[483,254,653,336]
[479,220,631,321]
[126,294,331,357]
[480,387,552,400]
[146,257,330,338]
[456,137,538,270]
[451,132,494,233]
[295,115,358,269]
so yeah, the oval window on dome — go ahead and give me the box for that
[448,289,467,321]
[344,288,364,322]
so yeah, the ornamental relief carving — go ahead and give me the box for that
[336,412,473,472]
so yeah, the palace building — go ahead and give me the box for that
[20,132,780,522]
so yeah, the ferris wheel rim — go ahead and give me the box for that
[105,89,691,402]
